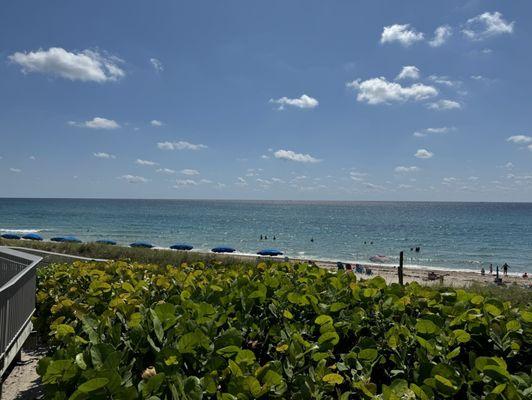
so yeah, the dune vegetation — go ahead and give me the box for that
[34,258,531,399]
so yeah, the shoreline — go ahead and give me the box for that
[3,239,528,288]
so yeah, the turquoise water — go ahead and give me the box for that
[0,199,531,273]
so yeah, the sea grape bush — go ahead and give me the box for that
[35,260,532,399]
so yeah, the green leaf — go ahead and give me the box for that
[78,378,109,393]
[521,310,532,323]
[55,324,75,339]
[358,348,378,361]
[506,320,521,332]
[318,331,339,349]
[416,319,439,335]
[322,373,344,385]
[330,302,348,312]
[453,329,471,343]
[315,315,333,326]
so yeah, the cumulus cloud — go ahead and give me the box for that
[150,120,163,127]
[156,168,176,174]
[346,77,437,104]
[349,171,368,182]
[507,135,532,144]
[395,166,420,173]
[395,66,420,80]
[136,159,158,166]
[180,169,199,176]
[119,174,148,183]
[9,168,22,173]
[273,149,321,163]
[463,12,514,41]
[427,99,461,110]
[150,58,164,72]
[157,141,207,150]
[9,47,124,82]
[69,117,120,130]
[380,24,424,46]
[429,25,452,47]
[269,94,319,110]
[415,149,434,159]
[93,152,116,159]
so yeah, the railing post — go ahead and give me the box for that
[398,251,404,286]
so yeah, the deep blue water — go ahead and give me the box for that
[0,199,531,273]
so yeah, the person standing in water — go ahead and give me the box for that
[503,263,510,276]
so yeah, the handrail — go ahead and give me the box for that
[0,247,42,378]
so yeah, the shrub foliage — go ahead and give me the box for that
[35,260,532,399]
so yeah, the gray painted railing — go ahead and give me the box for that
[0,247,41,378]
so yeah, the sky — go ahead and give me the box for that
[1,0,531,201]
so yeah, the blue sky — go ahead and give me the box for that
[1,0,531,201]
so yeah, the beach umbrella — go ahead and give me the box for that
[130,241,154,248]
[211,246,236,253]
[22,233,43,241]
[257,248,283,256]
[96,239,117,245]
[1,233,21,240]
[51,236,82,243]
[170,243,194,251]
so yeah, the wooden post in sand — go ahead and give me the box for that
[398,251,404,286]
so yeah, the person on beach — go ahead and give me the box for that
[345,263,353,273]
[481,267,485,276]
[503,263,509,276]
[489,264,493,274]
[260,234,263,240]
[523,272,528,279]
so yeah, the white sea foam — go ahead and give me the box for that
[0,228,44,234]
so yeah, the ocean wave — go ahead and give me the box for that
[0,228,45,234]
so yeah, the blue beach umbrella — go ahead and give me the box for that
[170,243,194,251]
[211,246,236,253]
[22,233,43,241]
[51,236,82,243]
[96,239,117,245]
[1,233,21,240]
[130,241,154,248]
[257,248,284,256]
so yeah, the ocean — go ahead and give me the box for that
[0,198,530,273]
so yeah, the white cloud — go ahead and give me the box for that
[427,99,461,110]
[507,135,532,144]
[174,179,199,188]
[349,171,368,182]
[235,177,248,186]
[415,149,434,159]
[429,25,452,47]
[9,47,124,82]
[119,174,148,183]
[273,149,321,163]
[395,166,420,173]
[269,94,319,110]
[428,75,458,87]
[9,168,21,173]
[180,169,199,176]
[395,66,420,80]
[380,24,424,46]
[150,58,164,72]
[347,77,437,104]
[136,159,158,166]
[442,177,458,184]
[29,155,36,160]
[415,126,454,137]
[157,141,207,150]
[504,162,515,170]
[156,168,176,174]
[70,117,120,130]
[93,152,116,159]
[463,12,514,41]
[150,120,163,127]
[261,155,270,159]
